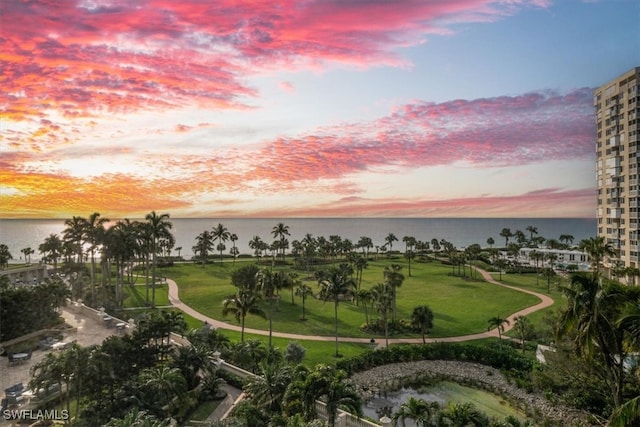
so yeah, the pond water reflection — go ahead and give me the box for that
[363,381,530,426]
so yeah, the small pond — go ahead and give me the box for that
[363,381,531,426]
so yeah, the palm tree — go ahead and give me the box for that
[20,247,34,264]
[63,215,86,264]
[487,315,510,343]
[514,229,527,245]
[318,265,356,357]
[249,235,265,261]
[371,282,393,347]
[500,228,513,248]
[486,237,495,248]
[356,288,372,325]
[300,365,362,427]
[0,244,12,269]
[256,268,280,347]
[438,402,489,427]
[145,211,173,307]
[212,223,230,262]
[384,263,404,322]
[352,255,368,289]
[137,365,187,414]
[393,397,439,427]
[39,234,63,274]
[411,305,434,344]
[579,236,616,274]
[295,282,313,321]
[229,233,238,263]
[513,315,531,353]
[559,234,575,248]
[357,236,373,258]
[384,233,398,254]
[245,360,293,415]
[85,212,109,299]
[557,273,627,408]
[526,225,538,242]
[105,409,172,427]
[404,243,416,277]
[222,288,266,342]
[194,230,214,266]
[272,222,291,261]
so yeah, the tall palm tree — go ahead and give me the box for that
[63,216,86,264]
[384,233,398,253]
[20,247,34,264]
[352,255,368,289]
[249,235,265,261]
[194,230,214,266]
[271,222,291,261]
[318,265,356,357]
[579,236,616,274]
[559,234,575,247]
[85,212,109,300]
[403,235,417,277]
[137,365,187,414]
[371,282,393,347]
[222,288,266,342]
[145,211,173,307]
[487,315,510,343]
[557,273,627,408]
[513,315,530,353]
[229,233,238,263]
[39,234,62,274]
[300,365,362,427]
[411,305,434,344]
[356,288,372,325]
[526,225,538,242]
[295,282,313,321]
[245,360,293,415]
[500,228,513,248]
[256,268,279,347]
[384,263,404,323]
[357,236,373,258]
[0,244,12,269]
[212,223,230,262]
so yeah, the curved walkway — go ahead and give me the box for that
[166,266,554,345]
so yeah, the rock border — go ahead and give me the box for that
[348,360,598,426]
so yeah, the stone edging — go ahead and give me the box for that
[347,360,598,426]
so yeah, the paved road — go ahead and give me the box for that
[166,266,555,344]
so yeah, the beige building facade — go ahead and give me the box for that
[595,67,640,271]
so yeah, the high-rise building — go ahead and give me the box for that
[595,67,640,272]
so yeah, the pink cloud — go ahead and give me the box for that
[278,81,295,93]
[242,188,593,218]
[248,88,594,182]
[1,0,551,124]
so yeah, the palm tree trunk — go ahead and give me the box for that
[334,300,339,357]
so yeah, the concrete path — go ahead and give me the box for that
[166,266,555,344]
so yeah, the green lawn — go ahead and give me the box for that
[121,282,170,307]
[492,271,568,338]
[159,259,541,340]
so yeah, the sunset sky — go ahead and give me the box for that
[1,0,638,219]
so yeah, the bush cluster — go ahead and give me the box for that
[336,342,535,377]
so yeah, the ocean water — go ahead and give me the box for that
[0,217,596,263]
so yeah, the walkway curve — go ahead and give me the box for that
[166,266,554,345]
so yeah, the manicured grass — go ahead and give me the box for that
[159,259,541,340]
[492,271,568,337]
[121,282,170,307]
